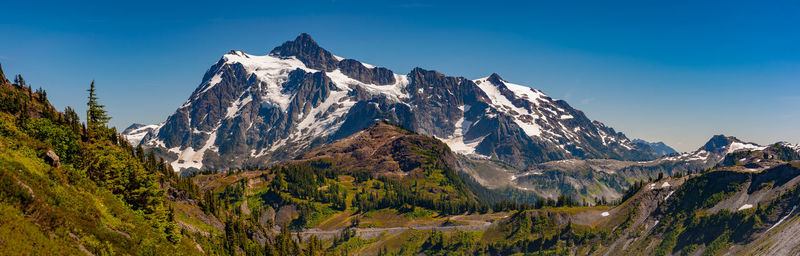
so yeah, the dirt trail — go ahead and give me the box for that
[293,214,500,240]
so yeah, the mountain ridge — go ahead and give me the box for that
[632,139,677,156]
[125,33,659,172]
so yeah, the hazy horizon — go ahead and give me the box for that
[1,1,798,152]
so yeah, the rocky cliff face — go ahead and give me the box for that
[0,63,7,84]
[126,33,658,171]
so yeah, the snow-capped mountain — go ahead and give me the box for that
[125,33,658,171]
[778,141,800,154]
[661,135,765,166]
[501,134,776,202]
[122,123,163,147]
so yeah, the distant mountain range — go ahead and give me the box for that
[632,139,677,156]
[469,134,797,202]
[123,33,661,172]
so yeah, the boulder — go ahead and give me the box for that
[44,150,61,168]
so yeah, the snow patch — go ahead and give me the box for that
[170,125,220,171]
[768,205,797,232]
[664,191,675,200]
[726,142,765,155]
[198,73,223,95]
[123,123,163,146]
[326,70,410,102]
[221,52,314,111]
[437,105,487,155]
[474,77,542,137]
[601,212,609,217]
[738,204,753,211]
[225,93,253,119]
[662,150,710,162]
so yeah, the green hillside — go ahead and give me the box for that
[0,72,201,254]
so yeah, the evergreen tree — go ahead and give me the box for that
[16,101,29,126]
[86,81,111,138]
[36,87,47,103]
[13,74,25,87]
[136,144,145,162]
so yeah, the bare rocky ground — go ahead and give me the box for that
[292,214,507,240]
[599,177,687,255]
[739,215,800,255]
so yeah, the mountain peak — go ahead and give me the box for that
[702,134,738,153]
[269,33,339,71]
[295,32,313,41]
[487,73,504,83]
[123,123,146,133]
[700,134,765,156]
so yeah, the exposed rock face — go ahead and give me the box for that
[44,150,60,168]
[337,59,395,85]
[405,67,486,137]
[0,63,7,84]
[274,205,297,226]
[269,33,339,72]
[703,134,738,154]
[126,33,659,172]
[269,33,395,85]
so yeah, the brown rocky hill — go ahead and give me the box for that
[293,121,457,176]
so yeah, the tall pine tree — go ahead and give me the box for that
[86,81,111,139]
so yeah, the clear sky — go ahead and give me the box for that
[1,0,798,152]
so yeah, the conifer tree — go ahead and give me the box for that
[64,106,81,133]
[86,81,111,138]
[14,74,25,87]
[36,87,47,103]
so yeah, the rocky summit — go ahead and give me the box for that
[125,33,659,172]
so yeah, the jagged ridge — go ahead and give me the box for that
[126,33,659,172]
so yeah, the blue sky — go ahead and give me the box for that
[1,0,798,152]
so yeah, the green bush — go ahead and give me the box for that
[23,118,81,164]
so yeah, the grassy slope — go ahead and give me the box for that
[0,80,201,255]
[0,116,200,255]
